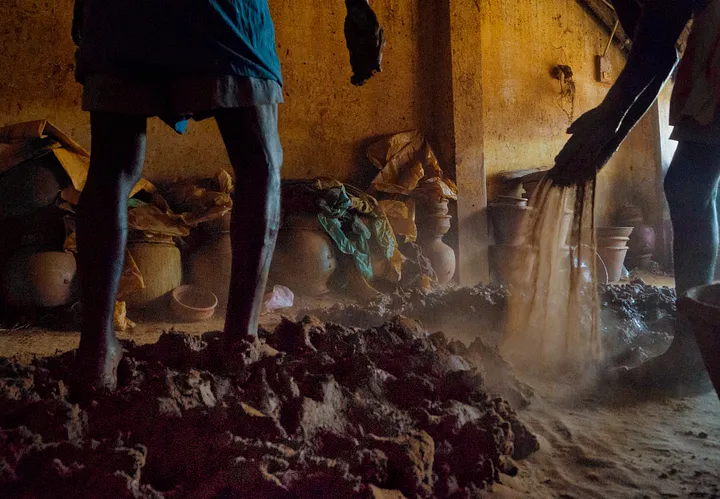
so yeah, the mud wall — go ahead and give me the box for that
[480,0,663,226]
[0,0,433,186]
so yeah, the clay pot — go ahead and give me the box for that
[488,244,536,285]
[0,158,64,220]
[488,203,534,245]
[496,195,528,207]
[597,236,630,248]
[126,239,182,309]
[596,246,628,283]
[677,284,720,393]
[597,226,634,239]
[1,249,76,308]
[171,285,218,322]
[269,214,337,296]
[597,228,632,249]
[420,235,456,285]
[0,206,67,255]
[416,198,450,217]
[202,212,233,234]
[417,214,456,285]
[188,232,232,307]
[617,206,655,266]
[628,224,656,257]
[617,205,644,227]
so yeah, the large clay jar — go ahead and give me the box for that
[488,244,535,285]
[126,236,182,309]
[617,205,655,267]
[417,213,456,285]
[488,199,534,246]
[0,157,63,220]
[269,213,337,296]
[188,223,232,307]
[1,249,76,308]
[416,198,450,218]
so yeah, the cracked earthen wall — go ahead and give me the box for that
[0,0,664,275]
[0,0,436,186]
[480,0,663,227]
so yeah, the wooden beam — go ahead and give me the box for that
[448,0,489,285]
[577,0,632,51]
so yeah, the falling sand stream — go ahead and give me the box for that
[501,178,602,376]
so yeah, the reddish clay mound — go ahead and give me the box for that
[1,316,538,498]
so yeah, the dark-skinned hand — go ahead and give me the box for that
[344,0,385,86]
[549,105,624,186]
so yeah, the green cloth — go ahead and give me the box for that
[315,184,395,280]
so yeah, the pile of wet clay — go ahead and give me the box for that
[599,279,676,366]
[302,285,508,332]
[0,316,539,499]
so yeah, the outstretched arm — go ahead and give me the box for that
[550,0,693,185]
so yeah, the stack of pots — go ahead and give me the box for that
[416,198,456,285]
[596,227,633,283]
[616,204,656,269]
[488,195,573,283]
[0,156,76,310]
[488,195,535,283]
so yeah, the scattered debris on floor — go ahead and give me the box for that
[0,316,538,499]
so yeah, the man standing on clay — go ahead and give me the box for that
[71,0,383,391]
[551,0,720,392]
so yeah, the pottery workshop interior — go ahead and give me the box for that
[2,0,720,498]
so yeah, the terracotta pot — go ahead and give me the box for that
[171,285,218,322]
[596,253,609,285]
[617,205,644,227]
[417,198,450,217]
[0,206,67,254]
[417,214,456,285]
[419,235,456,285]
[187,232,232,307]
[488,203,534,245]
[597,236,630,248]
[496,195,528,207]
[596,246,628,283]
[1,249,76,308]
[126,240,182,309]
[677,284,720,393]
[597,226,634,239]
[488,244,536,285]
[616,206,655,265]
[269,214,337,296]
[201,213,232,235]
[0,158,63,220]
[420,214,452,237]
[628,224,656,257]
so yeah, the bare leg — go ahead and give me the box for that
[623,141,720,389]
[76,113,147,390]
[215,105,282,342]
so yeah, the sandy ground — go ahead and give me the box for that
[3,280,719,499]
[489,380,720,498]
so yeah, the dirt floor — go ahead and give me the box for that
[2,280,719,498]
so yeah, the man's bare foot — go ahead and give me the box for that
[75,336,123,393]
[610,333,712,393]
